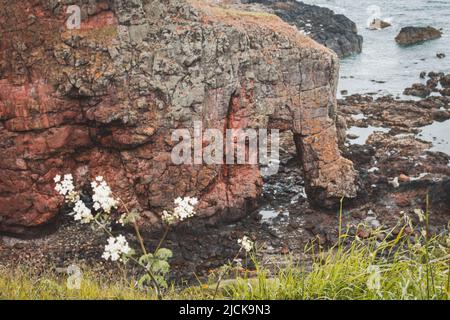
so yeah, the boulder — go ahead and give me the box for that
[241,0,363,58]
[440,74,450,88]
[395,26,442,46]
[404,83,431,98]
[368,19,391,30]
[0,0,357,234]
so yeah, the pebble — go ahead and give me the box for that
[389,177,400,188]
[399,174,410,182]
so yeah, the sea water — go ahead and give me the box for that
[302,0,450,98]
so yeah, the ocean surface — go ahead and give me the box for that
[302,0,450,98]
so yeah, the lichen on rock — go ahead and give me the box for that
[0,0,357,234]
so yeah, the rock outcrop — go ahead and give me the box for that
[240,0,363,58]
[395,26,442,46]
[0,0,357,234]
[368,19,391,30]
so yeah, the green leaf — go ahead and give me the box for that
[137,274,152,290]
[154,248,173,261]
[154,275,168,289]
[138,253,154,266]
[151,260,170,274]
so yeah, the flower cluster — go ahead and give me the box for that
[54,174,78,202]
[53,172,201,295]
[162,197,198,225]
[72,200,94,224]
[91,176,118,213]
[101,235,132,262]
[238,236,254,252]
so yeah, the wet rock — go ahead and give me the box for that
[404,83,431,98]
[242,0,363,58]
[420,71,427,79]
[428,71,444,79]
[395,26,442,46]
[436,53,446,59]
[440,74,450,88]
[368,19,391,30]
[0,0,357,233]
[347,133,359,140]
[431,109,450,121]
[426,78,439,90]
[440,88,450,96]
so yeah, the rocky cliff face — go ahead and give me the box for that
[0,0,357,234]
[241,0,363,58]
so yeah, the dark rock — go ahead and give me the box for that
[440,88,450,96]
[429,71,444,79]
[395,26,442,46]
[431,109,450,121]
[243,0,363,58]
[404,83,431,98]
[436,52,446,59]
[426,78,439,90]
[440,74,450,88]
[0,0,358,234]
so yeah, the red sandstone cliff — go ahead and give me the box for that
[0,0,357,234]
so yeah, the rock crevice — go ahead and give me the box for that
[0,0,357,234]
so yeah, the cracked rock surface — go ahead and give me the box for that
[0,0,357,234]
[241,0,363,58]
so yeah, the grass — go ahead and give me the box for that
[1,195,448,300]
[1,230,448,300]
[0,268,149,300]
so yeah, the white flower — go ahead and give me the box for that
[118,213,127,226]
[91,176,118,213]
[102,235,131,262]
[238,236,254,252]
[162,210,176,225]
[54,174,75,198]
[66,191,80,203]
[161,197,198,225]
[72,200,94,224]
[173,197,198,221]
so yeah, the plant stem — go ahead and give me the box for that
[102,196,164,300]
[133,221,147,255]
[128,255,163,300]
[154,225,170,254]
[338,196,344,247]
[213,248,243,299]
